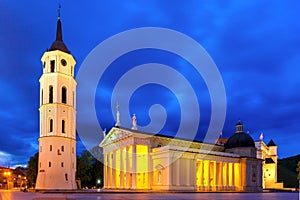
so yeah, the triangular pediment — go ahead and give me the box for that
[99,127,133,147]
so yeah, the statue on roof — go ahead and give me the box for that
[115,103,121,127]
[132,114,137,130]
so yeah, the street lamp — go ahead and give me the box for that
[96,179,101,189]
[3,171,11,190]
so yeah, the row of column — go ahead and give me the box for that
[103,144,151,189]
[196,160,238,191]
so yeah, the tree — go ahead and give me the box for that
[26,152,38,188]
[76,150,93,188]
[297,161,300,180]
[90,146,104,188]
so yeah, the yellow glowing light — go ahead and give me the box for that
[136,145,149,189]
[3,172,11,176]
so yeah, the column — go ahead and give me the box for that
[226,162,229,190]
[213,161,217,191]
[125,146,129,189]
[107,152,111,188]
[220,162,223,190]
[112,151,116,188]
[120,148,123,188]
[207,161,211,191]
[132,144,137,189]
[201,160,205,191]
[176,159,180,186]
[204,160,210,191]
[104,153,107,188]
[187,159,190,186]
[232,163,235,191]
[148,145,152,189]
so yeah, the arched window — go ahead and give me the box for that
[50,145,52,151]
[49,119,53,132]
[49,86,53,103]
[62,87,67,104]
[49,162,51,167]
[62,120,65,133]
[50,60,55,72]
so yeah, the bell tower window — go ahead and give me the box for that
[49,119,53,132]
[49,86,53,103]
[62,87,67,104]
[62,120,65,133]
[50,60,55,72]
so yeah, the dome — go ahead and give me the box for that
[224,132,255,149]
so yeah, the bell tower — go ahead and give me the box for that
[36,6,77,190]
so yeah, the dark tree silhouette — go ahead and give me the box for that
[26,152,38,188]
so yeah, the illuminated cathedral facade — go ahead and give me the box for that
[100,120,263,192]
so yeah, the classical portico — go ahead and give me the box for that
[100,124,262,192]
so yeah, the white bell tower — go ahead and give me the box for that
[36,7,77,190]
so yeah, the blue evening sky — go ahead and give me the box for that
[0,0,299,167]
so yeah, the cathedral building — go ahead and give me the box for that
[100,118,263,192]
[35,10,77,190]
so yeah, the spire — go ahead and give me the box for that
[58,4,61,19]
[49,4,70,54]
[56,4,62,41]
[267,139,276,146]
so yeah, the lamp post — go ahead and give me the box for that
[3,171,11,190]
[97,179,101,188]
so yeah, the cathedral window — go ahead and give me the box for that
[49,162,51,167]
[50,60,55,72]
[62,87,67,104]
[62,120,65,133]
[50,145,52,151]
[49,86,53,103]
[49,119,53,132]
